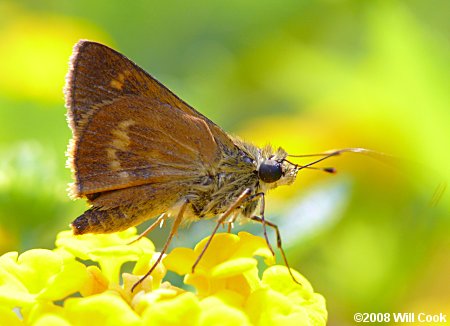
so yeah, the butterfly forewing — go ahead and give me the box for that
[65,41,232,198]
[66,41,202,128]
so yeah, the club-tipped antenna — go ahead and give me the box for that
[287,148,391,172]
[300,166,336,174]
[282,158,336,174]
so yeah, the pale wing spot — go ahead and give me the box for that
[118,119,135,129]
[123,70,131,78]
[110,79,123,90]
[117,72,125,83]
[107,119,136,172]
[111,137,128,150]
[119,171,129,178]
[109,70,130,90]
[110,160,121,170]
[106,148,116,159]
[106,147,120,171]
[111,119,135,149]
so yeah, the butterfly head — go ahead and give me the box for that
[257,146,299,190]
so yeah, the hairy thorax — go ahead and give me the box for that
[186,141,261,220]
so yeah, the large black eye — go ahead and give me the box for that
[258,160,283,183]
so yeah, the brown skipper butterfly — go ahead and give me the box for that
[65,40,371,290]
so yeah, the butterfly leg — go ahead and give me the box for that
[250,215,302,285]
[128,213,166,245]
[132,200,188,292]
[191,188,252,273]
[246,192,274,256]
[225,212,239,233]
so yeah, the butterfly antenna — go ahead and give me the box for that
[282,158,336,174]
[288,147,391,171]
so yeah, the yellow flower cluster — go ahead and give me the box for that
[0,228,327,325]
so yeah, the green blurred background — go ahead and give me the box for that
[0,0,448,324]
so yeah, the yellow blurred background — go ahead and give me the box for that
[0,1,448,324]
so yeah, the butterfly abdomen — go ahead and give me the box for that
[71,206,138,234]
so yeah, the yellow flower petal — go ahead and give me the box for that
[56,228,155,283]
[141,292,201,326]
[0,226,327,325]
[0,306,21,326]
[163,247,197,275]
[193,233,240,270]
[0,253,35,307]
[199,296,251,326]
[209,289,245,309]
[188,267,261,298]
[37,258,88,301]
[167,232,275,278]
[305,293,328,326]
[240,268,262,292]
[262,265,313,300]
[166,233,269,280]
[0,249,87,308]
[33,315,72,326]
[184,273,215,297]
[7,249,62,293]
[0,252,22,286]
[224,274,253,298]
[234,232,275,266]
[64,291,141,326]
[121,272,154,299]
[56,228,154,256]
[132,280,185,313]
[245,266,327,326]
[163,232,280,298]
[25,301,65,325]
[245,288,293,325]
[79,265,109,297]
[0,283,34,307]
[132,252,167,287]
[210,257,257,278]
